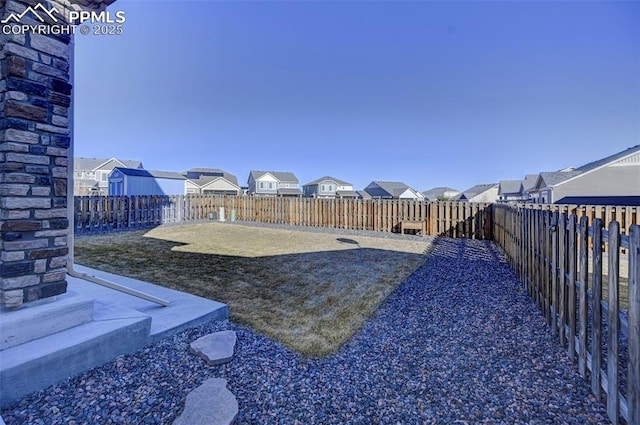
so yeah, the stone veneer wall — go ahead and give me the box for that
[0,0,114,308]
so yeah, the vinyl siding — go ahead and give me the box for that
[553,163,640,202]
[468,186,499,203]
[317,180,337,196]
[252,175,278,194]
[110,175,184,196]
[201,179,240,195]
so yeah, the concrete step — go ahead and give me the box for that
[0,293,94,350]
[70,265,229,343]
[0,266,229,408]
[0,302,151,407]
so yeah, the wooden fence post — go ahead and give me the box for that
[628,224,640,424]
[568,214,577,362]
[578,215,589,377]
[627,225,640,425]
[559,213,567,347]
[607,220,620,425]
[592,218,603,399]
[551,211,559,336]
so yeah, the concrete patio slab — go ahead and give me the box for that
[70,264,228,343]
[0,265,228,408]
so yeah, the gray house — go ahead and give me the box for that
[529,144,640,205]
[497,180,525,203]
[364,181,425,199]
[74,157,143,195]
[247,170,302,197]
[499,173,553,203]
[422,186,461,201]
[356,190,372,199]
[454,183,499,203]
[303,176,358,198]
[108,168,186,196]
[183,168,241,196]
[521,174,539,202]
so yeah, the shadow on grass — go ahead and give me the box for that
[74,232,428,357]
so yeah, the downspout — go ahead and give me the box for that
[66,24,168,307]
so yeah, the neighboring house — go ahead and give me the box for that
[497,180,525,203]
[108,168,186,196]
[183,168,241,196]
[527,170,582,204]
[529,144,640,205]
[247,171,302,197]
[356,190,372,200]
[74,157,143,195]
[455,183,499,203]
[521,174,539,202]
[363,181,425,200]
[303,176,357,198]
[422,186,461,201]
[498,174,539,203]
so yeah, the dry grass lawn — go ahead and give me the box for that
[74,223,431,356]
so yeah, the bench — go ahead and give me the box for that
[400,220,426,237]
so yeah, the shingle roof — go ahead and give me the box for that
[365,181,413,198]
[498,180,523,195]
[461,183,498,199]
[304,176,352,187]
[336,190,359,198]
[538,170,583,187]
[575,144,640,173]
[183,169,239,186]
[188,175,240,188]
[113,168,151,177]
[113,168,185,180]
[249,171,299,184]
[147,170,186,180]
[277,188,303,196]
[75,157,142,171]
[421,186,459,198]
[538,145,640,189]
[185,168,226,173]
[522,174,538,192]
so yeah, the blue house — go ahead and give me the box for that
[108,168,186,196]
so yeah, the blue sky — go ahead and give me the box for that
[73,0,640,191]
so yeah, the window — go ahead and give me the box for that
[259,182,265,189]
[321,185,326,192]
[269,182,274,189]
[100,172,108,182]
[328,185,333,192]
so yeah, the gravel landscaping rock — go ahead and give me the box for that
[1,236,608,424]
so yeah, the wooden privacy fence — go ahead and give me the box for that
[74,195,493,239]
[493,204,640,425]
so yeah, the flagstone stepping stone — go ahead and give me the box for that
[172,378,238,425]
[190,330,237,365]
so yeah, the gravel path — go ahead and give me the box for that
[2,237,608,424]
